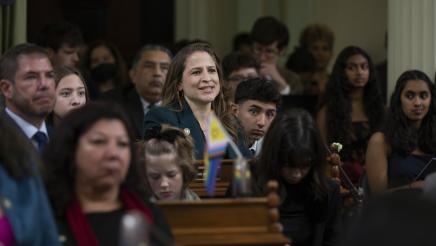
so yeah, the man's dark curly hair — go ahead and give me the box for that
[234,77,281,106]
[43,102,146,217]
[384,70,436,155]
[323,46,385,145]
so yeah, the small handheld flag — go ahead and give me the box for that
[203,111,232,196]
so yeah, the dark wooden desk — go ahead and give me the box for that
[158,181,290,246]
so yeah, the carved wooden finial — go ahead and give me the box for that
[267,180,279,193]
[267,180,280,207]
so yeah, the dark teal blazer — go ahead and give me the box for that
[143,101,252,160]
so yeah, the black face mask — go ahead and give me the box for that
[90,63,117,83]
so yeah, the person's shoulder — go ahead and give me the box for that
[144,106,179,127]
[146,106,176,118]
[368,132,387,146]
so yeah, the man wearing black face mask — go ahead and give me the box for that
[100,45,172,139]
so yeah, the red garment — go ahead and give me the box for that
[0,216,16,246]
[66,189,154,246]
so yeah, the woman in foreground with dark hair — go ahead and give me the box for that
[317,46,385,186]
[252,109,341,246]
[43,102,173,246]
[366,70,436,195]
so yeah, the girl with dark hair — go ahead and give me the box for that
[43,102,173,246]
[366,70,436,195]
[252,109,341,245]
[143,42,251,159]
[317,46,386,186]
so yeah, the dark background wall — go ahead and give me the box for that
[27,0,174,66]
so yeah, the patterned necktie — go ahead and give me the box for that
[32,131,48,153]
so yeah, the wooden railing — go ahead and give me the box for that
[158,181,290,246]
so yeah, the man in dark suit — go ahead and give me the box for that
[101,45,172,139]
[0,43,56,152]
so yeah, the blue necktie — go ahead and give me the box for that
[32,131,48,153]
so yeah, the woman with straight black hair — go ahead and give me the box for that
[252,109,341,246]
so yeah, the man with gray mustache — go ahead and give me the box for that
[101,45,172,139]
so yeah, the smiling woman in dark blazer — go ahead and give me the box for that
[143,42,251,159]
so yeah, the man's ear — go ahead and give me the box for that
[230,102,238,116]
[0,79,13,99]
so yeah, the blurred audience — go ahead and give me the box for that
[222,51,260,102]
[36,21,84,68]
[81,40,129,98]
[299,24,335,95]
[251,16,303,95]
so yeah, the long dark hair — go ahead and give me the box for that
[254,109,329,202]
[384,70,436,155]
[323,46,385,145]
[43,101,145,217]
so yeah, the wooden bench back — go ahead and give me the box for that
[190,159,235,198]
[158,181,290,246]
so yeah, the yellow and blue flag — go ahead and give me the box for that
[203,111,230,196]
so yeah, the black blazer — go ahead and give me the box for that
[100,85,145,140]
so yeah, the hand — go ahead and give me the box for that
[260,62,288,91]
[410,180,425,189]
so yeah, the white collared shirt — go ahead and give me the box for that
[249,137,264,156]
[5,107,48,148]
